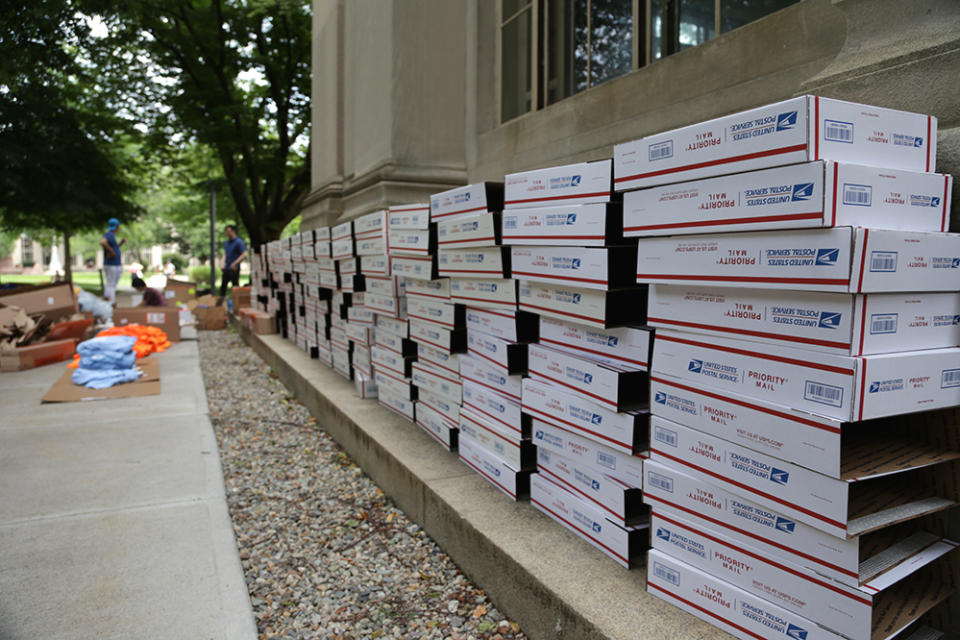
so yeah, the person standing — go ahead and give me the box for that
[219,224,247,302]
[99,217,125,305]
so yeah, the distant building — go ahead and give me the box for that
[302,0,959,229]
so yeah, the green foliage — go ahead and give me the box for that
[189,264,211,284]
[280,214,301,240]
[163,253,186,271]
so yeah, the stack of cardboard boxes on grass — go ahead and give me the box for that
[615,97,960,639]
[502,160,650,567]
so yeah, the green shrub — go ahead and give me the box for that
[188,265,211,284]
[162,253,186,271]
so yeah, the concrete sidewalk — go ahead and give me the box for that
[0,333,256,640]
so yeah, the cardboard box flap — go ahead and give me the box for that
[849,496,956,538]
[42,358,161,403]
[842,433,960,481]
[871,559,955,640]
[860,531,943,584]
[864,538,957,593]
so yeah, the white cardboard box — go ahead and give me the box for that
[518,280,646,329]
[409,318,467,353]
[537,447,644,526]
[357,237,387,256]
[364,276,405,298]
[415,401,458,452]
[354,210,387,240]
[430,182,504,222]
[650,509,957,640]
[450,278,517,311]
[437,247,510,279]
[418,387,461,426]
[511,245,638,291]
[459,407,535,471]
[458,437,528,501]
[377,388,415,422]
[388,203,430,230]
[622,161,953,236]
[331,236,354,260]
[527,343,647,412]
[364,292,404,318]
[405,277,451,301]
[354,369,378,399]
[417,342,461,377]
[649,416,958,538]
[371,345,410,380]
[614,95,937,191]
[388,228,434,256]
[390,255,437,281]
[646,550,847,640]
[465,307,539,343]
[466,330,527,374]
[462,379,527,438]
[375,314,409,338]
[332,220,353,241]
[521,377,645,455]
[653,329,960,421]
[460,355,522,403]
[530,474,643,568]
[437,213,501,248]
[538,316,650,371]
[360,254,391,277]
[532,419,645,488]
[374,366,415,400]
[504,160,612,209]
[648,284,960,356]
[411,361,462,404]
[635,226,960,293]
[407,297,464,330]
[501,203,624,246]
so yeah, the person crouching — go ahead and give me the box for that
[132,277,167,307]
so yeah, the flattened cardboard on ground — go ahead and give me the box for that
[458,436,528,501]
[614,95,936,191]
[648,284,960,356]
[635,226,960,293]
[527,343,647,412]
[415,401,458,452]
[449,278,517,311]
[437,213,501,248]
[643,458,955,588]
[651,509,957,640]
[651,371,960,479]
[532,419,645,489]
[501,203,624,247]
[538,316,650,372]
[511,245,638,291]
[504,159,613,209]
[42,357,161,403]
[530,473,644,569]
[430,182,504,222]
[114,306,182,341]
[459,407,535,472]
[646,550,848,640]
[537,447,644,526]
[0,338,76,372]
[622,161,952,237]
[465,307,538,343]
[466,330,527,375]
[518,280,647,329]
[649,416,959,539]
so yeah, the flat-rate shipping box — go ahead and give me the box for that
[527,343,648,412]
[510,245,637,290]
[635,227,960,293]
[643,458,957,588]
[430,182,503,222]
[462,379,528,437]
[501,203,624,246]
[466,330,527,374]
[622,161,952,236]
[450,278,517,311]
[532,418,645,488]
[538,316,650,371]
[652,329,960,421]
[649,416,959,539]
[416,402,458,452]
[437,213,501,248]
[647,284,960,356]
[465,307,539,343]
[458,437,528,501]
[518,280,646,329]
[504,159,613,208]
[614,95,937,191]
[458,407,535,471]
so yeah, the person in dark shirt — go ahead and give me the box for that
[99,218,126,305]
[132,277,167,307]
[219,224,248,304]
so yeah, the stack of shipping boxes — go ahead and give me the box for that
[615,96,960,638]
[502,160,649,567]
[245,94,960,639]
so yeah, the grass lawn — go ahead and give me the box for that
[0,272,106,294]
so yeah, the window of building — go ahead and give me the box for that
[500,0,799,122]
[20,235,33,266]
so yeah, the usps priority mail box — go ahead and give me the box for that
[430,182,504,222]
[459,355,522,404]
[467,330,527,374]
[411,361,462,405]
[465,307,539,343]
[437,247,510,279]
[388,203,430,230]
[388,227,434,256]
[531,418,645,488]
[459,407,535,471]
[504,159,612,209]
[415,401,458,451]
[635,226,960,293]
[405,277,451,301]
[527,343,648,412]
[450,278,517,311]
[458,436,528,501]
[417,342,461,378]
[622,161,952,236]
[462,378,527,438]
[615,95,937,191]
[538,316,650,371]
[437,213,501,248]
[537,447,644,526]
[511,245,638,291]
[647,284,960,356]
[518,280,647,329]
[407,297,465,330]
[501,203,624,247]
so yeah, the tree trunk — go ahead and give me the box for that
[63,231,72,285]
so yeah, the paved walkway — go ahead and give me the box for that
[0,331,256,640]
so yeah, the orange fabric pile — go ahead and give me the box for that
[68,324,171,368]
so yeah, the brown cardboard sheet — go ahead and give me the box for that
[41,358,161,403]
[871,558,955,640]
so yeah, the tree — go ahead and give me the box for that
[0,1,141,281]
[88,0,312,249]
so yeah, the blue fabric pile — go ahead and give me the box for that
[71,336,143,389]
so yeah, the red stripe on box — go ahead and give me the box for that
[463,400,519,435]
[468,346,508,372]
[462,412,519,449]
[438,236,496,246]
[831,162,839,227]
[512,270,608,285]
[504,234,605,240]
[926,115,932,172]
[439,269,505,276]
[650,375,842,434]
[528,369,617,409]
[858,359,868,422]
[625,211,822,233]
[461,372,521,402]
[519,301,604,326]
[647,316,850,351]
[814,96,820,160]
[539,336,648,368]
[647,581,772,640]
[460,454,516,498]
[523,402,631,452]
[657,332,855,375]
[432,205,489,219]
[467,306,514,319]
[506,191,610,205]
[857,294,868,356]
[530,497,628,564]
[614,144,809,183]
[942,175,950,232]
[651,447,846,531]
[855,227,869,293]
[636,273,850,286]
[538,464,620,520]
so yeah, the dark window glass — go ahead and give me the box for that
[589,0,633,86]
[503,0,532,20]
[721,0,799,32]
[678,0,714,51]
[546,0,588,102]
[502,5,533,121]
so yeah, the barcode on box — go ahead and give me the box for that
[652,562,680,587]
[648,140,673,162]
[804,380,844,407]
[941,369,960,389]
[147,313,165,324]
[596,450,616,471]
[869,251,898,273]
[654,425,678,447]
[870,313,898,335]
[843,183,872,207]
[647,471,674,493]
[824,119,854,143]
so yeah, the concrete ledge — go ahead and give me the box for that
[240,325,716,640]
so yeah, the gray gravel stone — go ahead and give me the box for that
[199,329,528,640]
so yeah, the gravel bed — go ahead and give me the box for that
[198,329,528,640]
